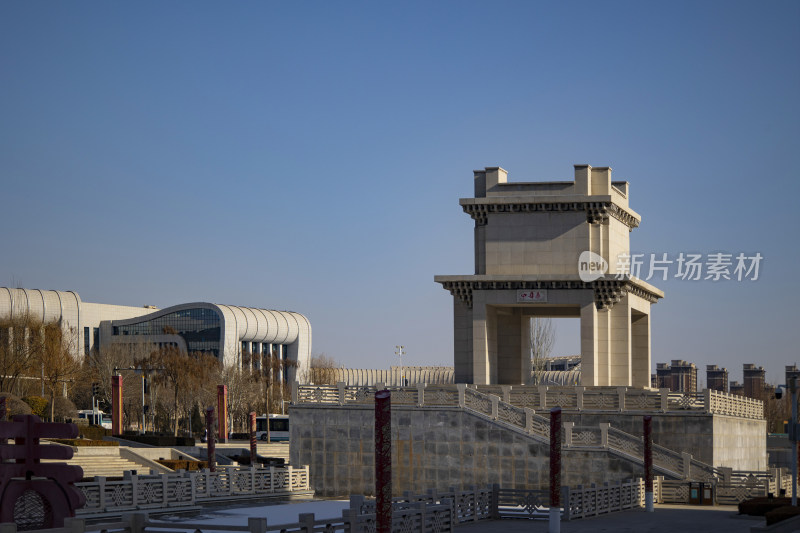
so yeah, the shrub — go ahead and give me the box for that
[51,439,118,447]
[47,396,77,422]
[22,396,48,418]
[226,452,285,467]
[156,459,208,471]
[0,393,32,420]
[79,425,112,440]
[739,497,792,516]
[118,435,195,447]
[766,505,800,526]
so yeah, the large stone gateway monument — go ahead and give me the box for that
[292,165,769,498]
[435,165,664,386]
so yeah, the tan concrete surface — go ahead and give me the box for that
[454,504,761,532]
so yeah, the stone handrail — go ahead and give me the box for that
[479,384,762,419]
[75,465,310,515]
[562,479,645,520]
[294,382,763,419]
[25,495,455,533]
[708,389,764,419]
[352,486,491,525]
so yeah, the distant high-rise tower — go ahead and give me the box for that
[652,360,697,392]
[670,359,697,393]
[786,365,800,387]
[706,365,729,393]
[743,364,766,399]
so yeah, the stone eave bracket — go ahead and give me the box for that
[434,276,663,310]
[459,197,641,230]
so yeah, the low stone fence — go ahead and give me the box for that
[654,469,793,505]
[350,487,493,524]
[1,482,655,533]
[2,495,455,533]
[293,381,764,420]
[562,479,645,520]
[75,465,311,516]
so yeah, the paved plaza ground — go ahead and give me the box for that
[455,504,763,532]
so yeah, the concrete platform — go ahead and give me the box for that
[455,504,762,532]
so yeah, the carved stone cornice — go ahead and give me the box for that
[437,278,660,310]
[461,201,640,230]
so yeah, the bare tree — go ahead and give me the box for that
[86,340,154,409]
[38,321,82,421]
[0,314,43,395]
[529,317,555,385]
[306,353,339,385]
[222,361,263,433]
[144,346,217,436]
[762,384,789,434]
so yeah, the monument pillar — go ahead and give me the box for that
[436,164,664,387]
[580,302,599,386]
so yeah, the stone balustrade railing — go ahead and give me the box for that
[293,382,763,419]
[75,465,310,516]
[478,384,762,419]
[351,487,492,524]
[654,469,793,505]
[562,479,645,520]
[0,481,648,533]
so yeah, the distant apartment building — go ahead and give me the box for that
[743,364,766,400]
[652,359,697,392]
[730,380,744,396]
[706,365,729,393]
[786,365,800,387]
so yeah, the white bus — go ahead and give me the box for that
[255,414,289,442]
[77,410,112,429]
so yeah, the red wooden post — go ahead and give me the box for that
[375,389,392,533]
[644,415,654,511]
[549,407,562,533]
[111,375,123,435]
[205,407,216,473]
[217,385,228,443]
[0,397,6,445]
[249,411,257,466]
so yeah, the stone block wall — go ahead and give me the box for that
[564,411,766,471]
[291,404,640,497]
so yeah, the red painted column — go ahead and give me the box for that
[111,375,123,435]
[217,385,228,443]
[205,407,216,473]
[375,389,392,533]
[0,396,6,445]
[644,415,654,511]
[549,407,562,533]
[249,411,257,466]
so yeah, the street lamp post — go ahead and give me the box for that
[395,345,405,387]
[792,378,798,506]
[776,378,798,505]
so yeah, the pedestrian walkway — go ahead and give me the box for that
[455,504,762,532]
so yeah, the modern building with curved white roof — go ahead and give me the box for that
[0,288,311,380]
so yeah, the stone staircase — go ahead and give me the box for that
[43,445,155,479]
[256,442,290,462]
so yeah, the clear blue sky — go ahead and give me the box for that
[1,2,798,384]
